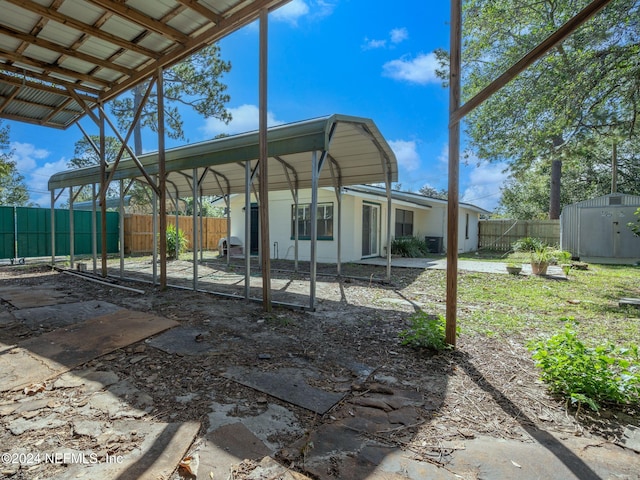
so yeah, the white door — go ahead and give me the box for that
[362,204,379,257]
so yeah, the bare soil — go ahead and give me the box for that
[0,261,637,479]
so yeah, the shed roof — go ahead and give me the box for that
[561,193,640,211]
[48,114,398,196]
[0,0,291,129]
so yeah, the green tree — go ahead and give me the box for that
[419,185,448,200]
[110,44,232,155]
[67,135,151,210]
[629,209,640,237]
[457,0,640,215]
[0,121,32,206]
[498,137,640,218]
[184,196,225,217]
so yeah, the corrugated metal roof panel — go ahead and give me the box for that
[57,0,105,24]
[0,0,293,128]
[39,22,82,48]
[48,115,398,195]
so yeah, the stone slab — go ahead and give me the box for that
[619,425,640,453]
[0,286,71,309]
[247,456,313,480]
[208,422,272,459]
[0,348,59,392]
[448,434,640,480]
[48,420,200,480]
[13,300,123,330]
[222,366,345,415]
[199,423,272,479]
[1,310,178,391]
[147,325,219,355]
[207,401,302,452]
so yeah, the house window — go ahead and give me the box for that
[395,209,414,237]
[291,203,334,240]
[465,213,470,240]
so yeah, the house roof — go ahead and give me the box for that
[344,184,491,215]
[48,114,398,197]
[0,0,291,129]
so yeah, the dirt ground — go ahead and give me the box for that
[0,260,638,479]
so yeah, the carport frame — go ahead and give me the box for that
[48,114,398,311]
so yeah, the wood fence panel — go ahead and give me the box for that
[479,220,560,251]
[124,214,227,254]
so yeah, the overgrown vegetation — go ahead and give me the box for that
[399,312,457,351]
[528,320,640,412]
[166,224,188,259]
[511,236,545,253]
[391,236,430,258]
[628,207,640,237]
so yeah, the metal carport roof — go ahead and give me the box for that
[0,0,291,129]
[48,114,398,195]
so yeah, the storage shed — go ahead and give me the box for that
[560,193,640,264]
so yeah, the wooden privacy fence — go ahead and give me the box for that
[124,214,227,255]
[479,219,560,251]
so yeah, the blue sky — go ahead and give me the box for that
[7,0,509,210]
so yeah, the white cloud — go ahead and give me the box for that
[201,104,285,137]
[272,0,309,25]
[390,27,408,44]
[362,27,408,50]
[437,143,449,167]
[11,141,49,172]
[389,139,420,172]
[362,38,386,50]
[383,52,440,85]
[30,157,69,207]
[271,0,334,25]
[461,161,509,212]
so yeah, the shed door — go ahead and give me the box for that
[579,206,639,258]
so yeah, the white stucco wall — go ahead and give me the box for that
[226,188,482,262]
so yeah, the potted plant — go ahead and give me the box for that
[530,246,572,275]
[506,263,522,275]
[530,245,553,275]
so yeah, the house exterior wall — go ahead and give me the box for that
[227,188,482,262]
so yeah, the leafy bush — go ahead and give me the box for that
[628,207,640,237]
[166,224,188,259]
[399,312,457,351]
[512,236,545,253]
[528,320,640,411]
[391,236,429,257]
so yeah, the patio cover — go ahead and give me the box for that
[0,0,292,129]
[48,114,399,195]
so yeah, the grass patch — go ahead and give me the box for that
[404,263,640,346]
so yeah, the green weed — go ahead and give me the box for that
[399,312,458,351]
[528,319,640,411]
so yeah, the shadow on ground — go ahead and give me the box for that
[0,262,637,479]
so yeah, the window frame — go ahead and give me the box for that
[291,202,334,240]
[395,208,414,238]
